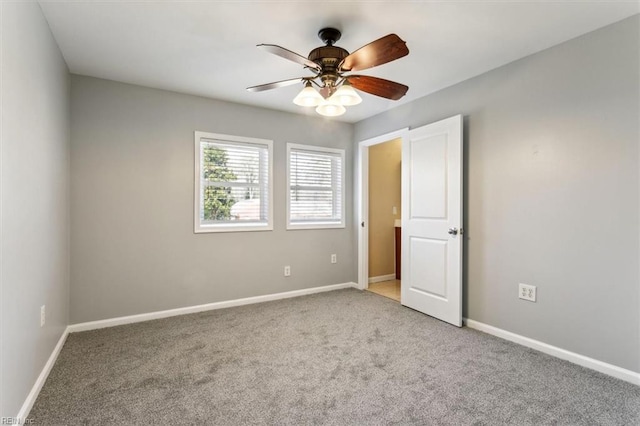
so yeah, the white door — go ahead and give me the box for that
[401,115,463,326]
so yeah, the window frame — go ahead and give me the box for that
[286,143,346,230]
[194,131,273,233]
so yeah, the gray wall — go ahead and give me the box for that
[70,75,355,323]
[1,2,70,417]
[354,16,640,372]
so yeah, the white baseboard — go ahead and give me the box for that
[464,318,640,386]
[368,274,396,284]
[68,282,358,333]
[17,327,69,421]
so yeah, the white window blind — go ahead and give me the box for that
[194,132,272,233]
[287,144,345,229]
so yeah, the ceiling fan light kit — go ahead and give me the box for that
[292,81,324,107]
[247,28,409,118]
[332,81,362,106]
[294,80,362,116]
[315,97,347,117]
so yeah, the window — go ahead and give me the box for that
[194,132,272,233]
[287,143,345,229]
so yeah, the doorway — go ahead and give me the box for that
[357,116,463,327]
[366,138,402,302]
[356,128,408,302]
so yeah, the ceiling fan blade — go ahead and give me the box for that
[346,75,408,100]
[339,34,409,72]
[257,44,321,71]
[246,77,304,92]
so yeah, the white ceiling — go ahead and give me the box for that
[39,1,639,123]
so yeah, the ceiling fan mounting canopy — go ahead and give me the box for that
[317,27,342,46]
[247,27,410,107]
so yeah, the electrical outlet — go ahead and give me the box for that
[284,266,291,277]
[40,305,46,327]
[331,254,337,264]
[518,284,536,302]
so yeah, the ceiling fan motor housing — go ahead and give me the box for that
[310,46,348,88]
[308,46,348,70]
[309,28,349,88]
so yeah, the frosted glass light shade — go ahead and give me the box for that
[333,82,362,106]
[293,84,323,107]
[316,97,346,117]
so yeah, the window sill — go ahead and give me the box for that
[286,222,345,230]
[195,223,273,233]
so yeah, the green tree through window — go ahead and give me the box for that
[202,146,237,220]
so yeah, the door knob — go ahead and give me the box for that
[448,227,458,236]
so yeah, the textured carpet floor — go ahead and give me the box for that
[30,289,639,425]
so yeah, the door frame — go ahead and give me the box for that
[356,128,409,291]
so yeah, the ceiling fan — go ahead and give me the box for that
[246,28,410,117]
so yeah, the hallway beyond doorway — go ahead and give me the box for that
[367,279,400,302]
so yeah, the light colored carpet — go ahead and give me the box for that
[30,288,639,425]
